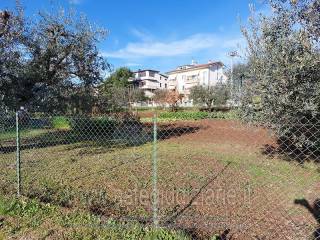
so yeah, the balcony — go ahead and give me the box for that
[134,71,159,81]
[135,76,158,81]
[185,76,199,84]
[168,78,176,84]
[139,80,159,90]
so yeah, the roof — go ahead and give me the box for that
[160,73,168,78]
[133,69,160,73]
[166,61,224,75]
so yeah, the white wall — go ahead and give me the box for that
[167,65,227,95]
[158,74,168,89]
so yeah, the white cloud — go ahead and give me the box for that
[103,32,245,59]
[130,28,153,42]
[69,0,83,5]
[124,62,142,67]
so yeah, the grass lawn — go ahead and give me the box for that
[0,119,319,239]
[0,195,188,240]
[0,128,49,141]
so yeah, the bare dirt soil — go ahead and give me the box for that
[155,120,319,239]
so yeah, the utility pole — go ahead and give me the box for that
[228,51,238,105]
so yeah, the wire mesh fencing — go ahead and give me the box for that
[0,110,320,239]
[155,117,320,239]
[0,112,17,195]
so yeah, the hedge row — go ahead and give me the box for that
[159,111,239,120]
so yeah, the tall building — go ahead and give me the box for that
[166,60,227,106]
[130,69,168,98]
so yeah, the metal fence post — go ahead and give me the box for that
[16,111,21,196]
[152,112,159,227]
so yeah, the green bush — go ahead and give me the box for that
[208,110,239,120]
[159,110,239,121]
[159,111,209,120]
[51,116,70,130]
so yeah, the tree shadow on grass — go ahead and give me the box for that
[261,142,320,164]
[158,124,202,140]
[294,198,320,239]
[0,122,203,154]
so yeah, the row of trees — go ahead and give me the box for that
[152,83,230,111]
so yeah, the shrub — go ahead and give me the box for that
[51,116,70,130]
[70,117,117,139]
[159,111,209,120]
[208,110,239,120]
[158,110,239,121]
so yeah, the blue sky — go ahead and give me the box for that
[0,0,268,73]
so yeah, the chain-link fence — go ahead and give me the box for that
[1,111,319,239]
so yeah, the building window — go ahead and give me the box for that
[160,83,162,88]
[202,71,207,85]
[165,83,167,88]
[138,71,146,77]
[149,71,155,77]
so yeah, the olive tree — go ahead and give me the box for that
[0,3,109,113]
[189,84,230,109]
[241,0,320,159]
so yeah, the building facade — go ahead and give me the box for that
[166,60,227,106]
[130,69,168,98]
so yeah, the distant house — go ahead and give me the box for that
[166,60,227,106]
[129,69,168,98]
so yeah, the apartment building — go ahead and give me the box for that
[130,69,168,98]
[166,60,227,105]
